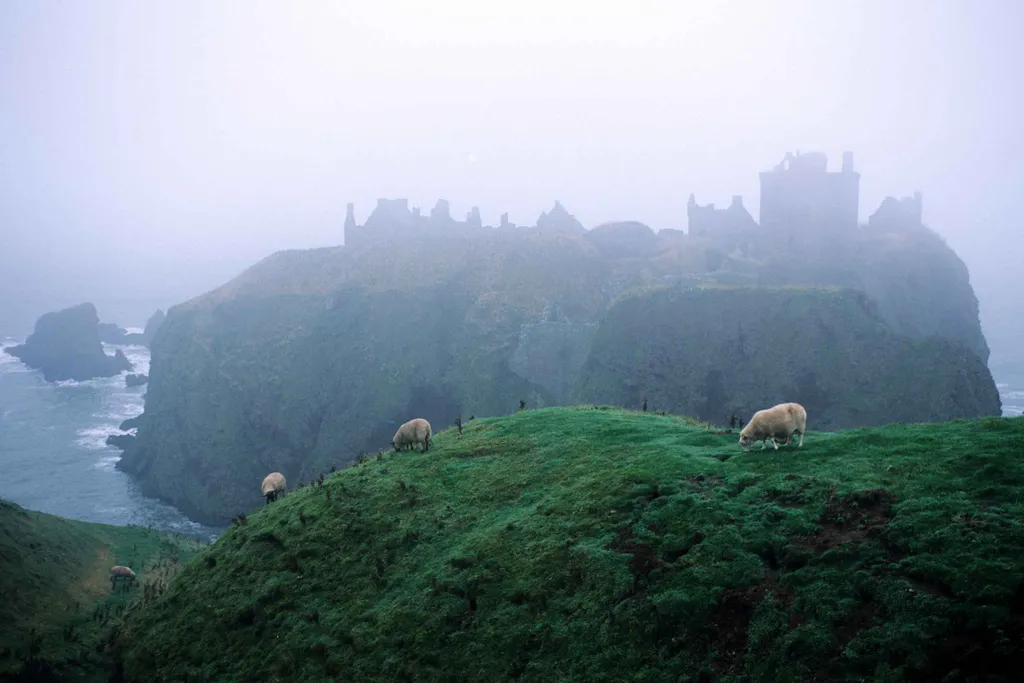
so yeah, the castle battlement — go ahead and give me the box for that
[686,193,758,238]
[343,199,581,249]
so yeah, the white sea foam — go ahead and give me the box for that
[97,406,141,423]
[103,341,151,375]
[0,342,31,374]
[76,425,123,451]
[93,453,122,472]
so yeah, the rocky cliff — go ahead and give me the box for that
[574,286,1000,429]
[116,232,613,524]
[96,308,166,347]
[113,203,998,525]
[5,302,133,382]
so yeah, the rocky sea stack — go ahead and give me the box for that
[5,302,133,382]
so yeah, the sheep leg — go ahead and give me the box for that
[797,431,804,447]
[771,437,779,450]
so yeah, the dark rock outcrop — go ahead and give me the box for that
[4,303,134,382]
[95,309,165,348]
[125,373,148,388]
[119,415,143,431]
[509,303,597,404]
[142,309,166,346]
[105,433,135,451]
[98,322,131,345]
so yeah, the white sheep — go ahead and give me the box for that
[261,472,287,504]
[110,565,136,591]
[391,418,432,452]
[739,402,807,452]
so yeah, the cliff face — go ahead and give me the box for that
[758,221,990,364]
[574,287,1001,429]
[117,233,613,524]
[116,213,997,525]
[855,229,989,363]
[4,302,133,382]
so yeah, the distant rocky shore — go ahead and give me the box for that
[4,303,164,383]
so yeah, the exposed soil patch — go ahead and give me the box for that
[793,488,896,553]
[710,569,793,675]
[609,525,663,582]
[683,474,725,498]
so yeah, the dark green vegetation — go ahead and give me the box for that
[116,408,1024,682]
[5,303,132,382]
[575,287,1000,430]
[114,217,999,525]
[0,500,205,682]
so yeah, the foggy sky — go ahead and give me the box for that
[1,0,1020,358]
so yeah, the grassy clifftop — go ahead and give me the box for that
[117,407,1024,682]
[0,500,205,682]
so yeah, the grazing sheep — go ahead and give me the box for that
[110,565,136,590]
[391,418,432,452]
[739,402,807,452]
[261,472,287,504]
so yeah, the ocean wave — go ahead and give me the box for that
[55,378,113,389]
[93,453,122,472]
[101,342,151,375]
[75,425,123,451]
[96,406,142,423]
[0,344,31,374]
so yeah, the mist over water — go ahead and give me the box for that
[0,336,222,540]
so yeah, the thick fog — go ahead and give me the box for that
[1,0,1020,361]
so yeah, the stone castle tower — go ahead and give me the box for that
[758,151,860,234]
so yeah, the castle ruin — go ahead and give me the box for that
[686,194,758,238]
[343,198,584,249]
[345,151,920,249]
[758,150,861,234]
[685,150,921,238]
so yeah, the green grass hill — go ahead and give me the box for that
[116,407,1024,682]
[0,500,206,682]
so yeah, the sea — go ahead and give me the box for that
[0,332,222,541]
[0,331,1021,542]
